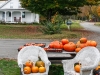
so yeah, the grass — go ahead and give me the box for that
[0,23,83,40]
[0,59,20,75]
[94,22,100,26]
[0,59,64,75]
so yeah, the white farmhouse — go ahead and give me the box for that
[0,0,39,23]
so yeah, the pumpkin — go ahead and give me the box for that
[90,40,97,47]
[61,39,69,45]
[95,65,100,70]
[53,42,63,49]
[35,60,45,68]
[74,63,81,73]
[25,60,33,68]
[76,43,87,49]
[63,42,76,52]
[49,42,54,48]
[86,40,97,47]
[31,66,39,73]
[80,37,87,43]
[23,66,31,74]
[49,41,59,48]
[76,41,80,45]
[86,40,91,46]
[39,66,46,73]
[75,47,82,53]
[43,48,48,51]
[18,46,25,51]
[35,57,45,68]
[25,43,33,46]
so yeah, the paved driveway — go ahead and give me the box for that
[0,39,52,59]
[80,22,100,33]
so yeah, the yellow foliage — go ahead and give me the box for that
[97,6,100,16]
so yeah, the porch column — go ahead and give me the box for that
[11,11,12,22]
[20,11,22,22]
[5,11,6,22]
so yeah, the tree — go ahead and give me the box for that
[85,0,100,21]
[86,0,100,5]
[20,0,87,21]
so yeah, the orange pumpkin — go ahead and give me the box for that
[49,41,59,48]
[25,43,34,46]
[23,66,31,74]
[76,41,80,45]
[86,40,97,47]
[80,37,87,43]
[63,42,76,52]
[25,60,33,68]
[31,66,39,73]
[49,43,54,48]
[76,43,87,49]
[95,65,100,70]
[74,64,81,73]
[18,46,25,51]
[86,40,91,46]
[90,40,97,47]
[43,48,48,51]
[61,39,69,45]
[39,66,46,73]
[75,47,82,53]
[54,42,63,49]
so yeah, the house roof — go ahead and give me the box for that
[0,0,11,8]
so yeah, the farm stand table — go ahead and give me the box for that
[47,51,76,64]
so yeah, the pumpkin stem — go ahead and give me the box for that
[28,60,31,62]
[78,61,81,67]
[38,56,41,61]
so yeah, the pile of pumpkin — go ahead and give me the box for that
[23,59,46,74]
[46,37,97,53]
[18,43,46,52]
[74,62,100,73]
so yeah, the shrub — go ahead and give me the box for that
[49,64,64,75]
[40,15,63,34]
[40,21,62,34]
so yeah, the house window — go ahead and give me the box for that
[22,12,25,18]
[10,2,13,8]
[9,12,11,17]
[2,12,5,18]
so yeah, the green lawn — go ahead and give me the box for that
[94,22,100,26]
[0,59,20,75]
[0,23,83,40]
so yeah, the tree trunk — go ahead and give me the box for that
[47,9,52,22]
